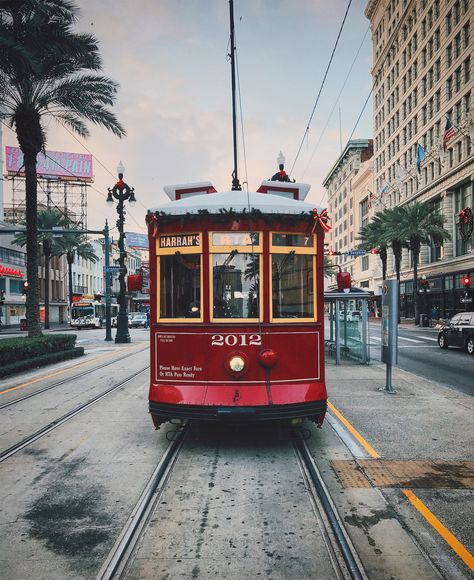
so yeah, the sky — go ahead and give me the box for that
[2,0,373,234]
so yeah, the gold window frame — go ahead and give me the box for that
[269,232,316,254]
[209,231,263,323]
[270,232,317,323]
[156,233,203,323]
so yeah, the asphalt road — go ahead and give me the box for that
[368,322,474,396]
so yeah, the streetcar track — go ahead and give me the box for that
[0,345,148,410]
[0,365,149,463]
[293,429,366,580]
[98,423,188,580]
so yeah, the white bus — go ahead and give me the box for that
[70,300,119,329]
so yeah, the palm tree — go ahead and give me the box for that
[0,0,125,336]
[14,209,70,329]
[357,212,388,281]
[60,232,98,310]
[394,201,450,324]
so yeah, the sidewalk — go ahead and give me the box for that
[324,360,474,578]
[0,322,72,336]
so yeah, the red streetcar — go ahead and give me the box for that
[146,177,329,428]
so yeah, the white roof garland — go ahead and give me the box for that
[149,189,321,217]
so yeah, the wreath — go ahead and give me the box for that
[457,207,474,242]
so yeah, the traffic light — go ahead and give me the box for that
[22,281,29,295]
[0,290,5,302]
[463,276,471,289]
[327,250,341,256]
[370,248,379,255]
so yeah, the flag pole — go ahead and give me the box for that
[447,115,473,147]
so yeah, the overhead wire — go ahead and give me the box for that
[288,0,353,178]
[0,119,146,231]
[301,25,370,180]
[51,114,151,215]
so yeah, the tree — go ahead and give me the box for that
[14,209,69,329]
[0,0,125,336]
[394,201,450,324]
[357,212,388,281]
[60,231,98,309]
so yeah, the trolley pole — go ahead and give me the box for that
[103,221,113,342]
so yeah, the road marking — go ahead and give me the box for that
[0,344,142,396]
[329,400,474,572]
[327,401,380,459]
[417,336,437,342]
[402,490,474,572]
[398,336,423,343]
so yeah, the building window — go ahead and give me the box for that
[361,256,369,272]
[454,183,473,256]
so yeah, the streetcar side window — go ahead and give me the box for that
[159,254,201,319]
[270,232,316,322]
[272,254,314,319]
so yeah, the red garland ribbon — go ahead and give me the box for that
[311,208,331,235]
[145,213,159,238]
[458,208,470,224]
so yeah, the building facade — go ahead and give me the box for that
[0,221,27,327]
[365,0,474,319]
[322,139,374,287]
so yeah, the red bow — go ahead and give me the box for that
[312,208,331,234]
[145,213,159,238]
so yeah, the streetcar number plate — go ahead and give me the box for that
[211,334,262,347]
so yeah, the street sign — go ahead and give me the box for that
[346,249,367,256]
[460,297,473,303]
[105,266,123,273]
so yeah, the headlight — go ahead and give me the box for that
[229,355,245,373]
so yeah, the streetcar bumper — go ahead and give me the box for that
[149,399,327,425]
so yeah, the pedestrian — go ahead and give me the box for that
[145,310,150,329]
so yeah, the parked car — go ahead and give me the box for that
[437,312,474,354]
[129,313,148,328]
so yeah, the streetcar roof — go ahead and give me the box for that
[149,189,321,216]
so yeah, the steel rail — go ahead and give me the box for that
[98,424,188,580]
[0,346,148,410]
[0,366,149,463]
[293,429,365,580]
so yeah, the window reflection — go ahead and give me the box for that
[160,254,201,318]
[272,253,314,318]
[213,252,260,318]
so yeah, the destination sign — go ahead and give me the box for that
[159,234,200,248]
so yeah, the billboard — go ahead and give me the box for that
[5,146,93,181]
[126,232,148,249]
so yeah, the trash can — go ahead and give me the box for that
[420,314,429,327]
[20,318,27,331]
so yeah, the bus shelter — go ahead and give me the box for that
[324,287,371,365]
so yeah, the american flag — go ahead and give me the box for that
[443,118,456,150]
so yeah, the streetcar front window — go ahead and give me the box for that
[160,254,201,318]
[212,253,260,319]
[272,254,314,318]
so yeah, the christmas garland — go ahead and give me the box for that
[149,207,313,228]
[457,207,474,242]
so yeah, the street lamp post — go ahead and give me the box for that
[107,161,136,344]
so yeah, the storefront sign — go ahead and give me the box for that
[159,234,200,248]
[0,266,24,278]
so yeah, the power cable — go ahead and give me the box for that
[289,0,353,178]
[0,120,145,231]
[301,25,370,180]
